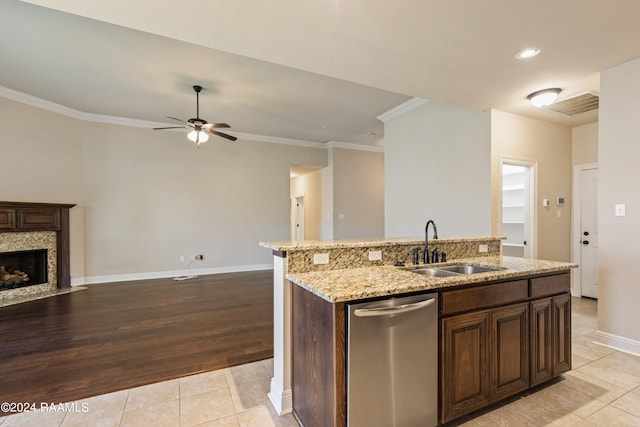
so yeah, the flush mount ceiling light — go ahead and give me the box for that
[527,88,561,108]
[515,47,541,60]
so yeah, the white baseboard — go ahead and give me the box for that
[593,329,640,357]
[268,378,293,416]
[71,264,273,286]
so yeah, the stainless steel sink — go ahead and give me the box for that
[405,263,505,277]
[436,264,505,274]
[405,268,461,277]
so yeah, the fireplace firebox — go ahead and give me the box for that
[0,249,48,290]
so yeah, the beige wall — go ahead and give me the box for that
[384,101,492,238]
[572,122,598,165]
[490,110,572,262]
[0,96,328,283]
[332,147,385,239]
[597,57,640,347]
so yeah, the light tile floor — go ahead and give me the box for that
[0,359,298,427]
[2,297,640,426]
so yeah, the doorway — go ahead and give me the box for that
[500,159,536,258]
[572,164,598,298]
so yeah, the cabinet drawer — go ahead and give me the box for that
[530,273,570,298]
[0,208,17,230]
[442,280,528,315]
[17,208,60,231]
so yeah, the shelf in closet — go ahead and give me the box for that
[502,242,525,248]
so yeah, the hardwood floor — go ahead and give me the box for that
[0,270,274,406]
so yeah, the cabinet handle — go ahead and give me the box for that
[582,240,589,245]
[354,298,435,317]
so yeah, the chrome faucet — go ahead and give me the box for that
[424,220,438,264]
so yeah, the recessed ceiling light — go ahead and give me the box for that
[515,47,541,60]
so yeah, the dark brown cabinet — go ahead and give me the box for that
[440,272,571,424]
[530,294,571,386]
[441,310,490,422]
[530,297,553,385]
[490,302,530,401]
[440,302,530,423]
[552,293,572,376]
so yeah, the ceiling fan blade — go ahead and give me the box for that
[166,116,193,127]
[207,129,238,141]
[203,123,231,129]
[153,126,186,130]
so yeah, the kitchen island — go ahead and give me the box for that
[260,237,576,426]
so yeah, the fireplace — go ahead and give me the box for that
[0,201,75,293]
[0,249,48,290]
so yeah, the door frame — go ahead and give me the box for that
[499,156,538,259]
[571,162,598,297]
[294,195,305,241]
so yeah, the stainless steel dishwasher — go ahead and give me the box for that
[347,292,438,427]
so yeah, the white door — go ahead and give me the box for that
[580,168,598,298]
[295,196,305,241]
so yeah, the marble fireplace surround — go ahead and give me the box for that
[0,201,77,305]
[0,231,58,300]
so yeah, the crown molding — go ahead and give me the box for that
[376,97,430,122]
[327,141,384,153]
[0,84,172,129]
[232,131,327,149]
[0,85,383,151]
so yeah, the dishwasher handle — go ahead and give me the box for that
[353,297,436,317]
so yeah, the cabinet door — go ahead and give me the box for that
[441,310,490,423]
[553,294,572,376]
[530,298,553,386]
[490,302,530,401]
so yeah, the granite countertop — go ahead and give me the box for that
[260,236,504,251]
[286,256,577,303]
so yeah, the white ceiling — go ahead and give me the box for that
[3,0,640,146]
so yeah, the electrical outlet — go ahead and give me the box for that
[195,254,205,261]
[479,244,488,253]
[180,255,185,262]
[368,250,382,261]
[313,253,330,264]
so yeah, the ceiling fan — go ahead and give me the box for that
[153,85,237,146]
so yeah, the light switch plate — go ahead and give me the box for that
[615,204,626,217]
[313,253,330,264]
[479,244,488,253]
[368,250,382,261]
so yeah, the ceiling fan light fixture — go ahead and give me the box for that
[188,130,209,144]
[527,88,561,108]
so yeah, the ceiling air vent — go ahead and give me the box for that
[543,92,599,116]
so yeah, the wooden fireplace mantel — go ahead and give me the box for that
[0,201,76,288]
